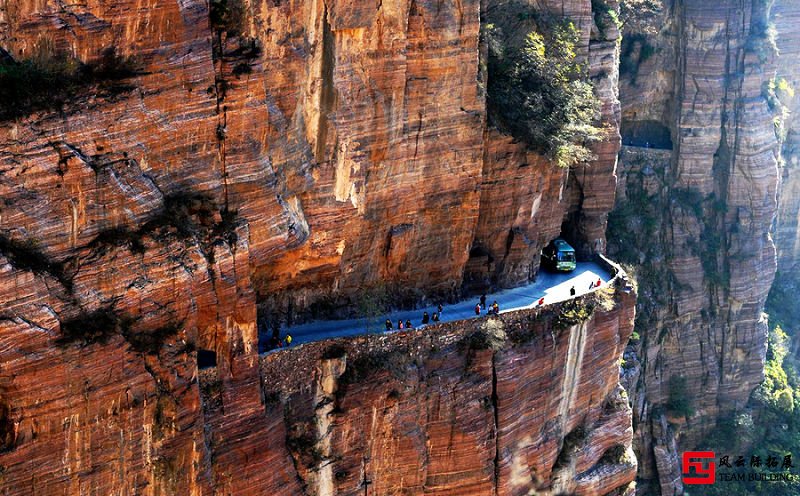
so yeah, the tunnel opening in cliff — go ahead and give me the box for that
[462,245,496,293]
[257,303,282,352]
[0,399,13,452]
[197,349,217,369]
[621,120,673,150]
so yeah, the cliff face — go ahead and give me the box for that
[773,0,800,279]
[611,0,790,493]
[0,0,631,494]
[0,267,637,495]
[0,0,620,313]
[469,0,621,289]
[258,277,637,496]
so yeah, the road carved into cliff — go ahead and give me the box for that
[274,261,613,347]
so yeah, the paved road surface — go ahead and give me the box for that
[276,262,613,347]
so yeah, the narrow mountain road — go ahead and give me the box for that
[275,262,613,347]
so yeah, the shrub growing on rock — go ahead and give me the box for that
[666,375,694,417]
[486,13,604,168]
[0,47,139,120]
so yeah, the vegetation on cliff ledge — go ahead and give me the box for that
[0,234,71,289]
[0,46,139,120]
[485,7,604,168]
[695,276,800,495]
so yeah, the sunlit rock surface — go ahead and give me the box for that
[0,0,631,493]
[611,0,791,493]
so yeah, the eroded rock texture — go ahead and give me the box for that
[774,0,800,279]
[0,0,628,493]
[610,0,790,494]
[259,278,637,496]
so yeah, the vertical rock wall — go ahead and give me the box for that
[260,276,637,496]
[611,0,789,493]
[773,0,800,279]
[0,0,626,493]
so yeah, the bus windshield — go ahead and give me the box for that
[558,252,575,262]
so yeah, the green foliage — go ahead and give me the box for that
[763,77,794,141]
[666,375,694,417]
[619,0,663,36]
[355,283,390,332]
[0,47,138,120]
[591,0,622,38]
[619,34,658,81]
[89,227,146,255]
[338,350,411,388]
[90,191,239,256]
[57,307,135,347]
[747,3,779,65]
[486,13,604,168]
[756,326,795,414]
[556,300,595,329]
[695,321,800,495]
[607,10,623,32]
[671,187,704,217]
[57,306,180,354]
[123,322,182,355]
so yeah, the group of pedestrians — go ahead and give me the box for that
[267,333,292,350]
[568,278,603,297]
[385,293,506,333]
[386,304,444,331]
[474,294,499,316]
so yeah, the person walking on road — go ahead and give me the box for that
[386,319,393,331]
[405,319,413,329]
[491,301,499,315]
[475,303,481,315]
[596,278,602,287]
[480,294,487,309]
[398,320,404,330]
[432,312,439,322]
[284,335,292,347]
[570,286,576,297]
[438,303,443,315]
[422,312,430,324]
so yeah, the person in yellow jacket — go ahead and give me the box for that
[284,335,292,346]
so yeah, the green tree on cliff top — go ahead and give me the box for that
[487,16,604,168]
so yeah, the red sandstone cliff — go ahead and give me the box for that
[611,0,790,493]
[0,0,631,493]
[258,277,637,496]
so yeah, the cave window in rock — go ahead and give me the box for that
[621,119,673,150]
[197,349,217,369]
[463,245,496,292]
[0,399,13,452]
[256,302,286,353]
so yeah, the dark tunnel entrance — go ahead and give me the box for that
[462,245,496,294]
[621,120,673,150]
[197,349,217,369]
[0,398,14,452]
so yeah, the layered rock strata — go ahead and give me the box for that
[611,1,788,493]
[259,273,637,496]
[0,0,628,493]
